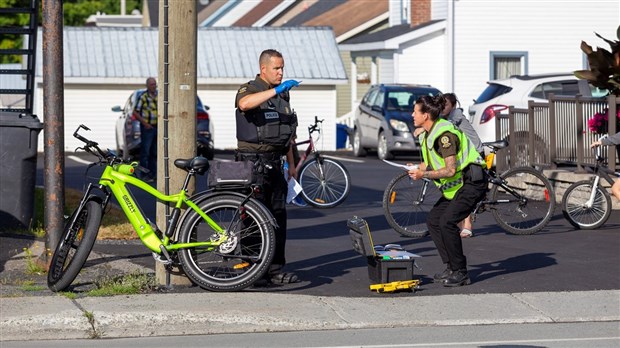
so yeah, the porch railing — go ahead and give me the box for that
[495,94,618,173]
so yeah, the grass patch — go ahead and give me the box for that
[23,247,47,275]
[86,272,156,297]
[30,187,137,240]
[60,291,78,300]
[20,280,46,292]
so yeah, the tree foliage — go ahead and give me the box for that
[0,0,142,63]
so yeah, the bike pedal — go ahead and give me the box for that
[152,252,171,265]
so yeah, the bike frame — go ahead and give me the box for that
[293,117,323,172]
[581,159,616,208]
[94,163,227,254]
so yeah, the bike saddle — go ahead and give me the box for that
[174,157,210,175]
[483,139,509,150]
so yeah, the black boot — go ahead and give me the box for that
[433,266,452,282]
[443,269,471,287]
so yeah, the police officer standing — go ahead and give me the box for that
[235,49,300,284]
[408,95,487,287]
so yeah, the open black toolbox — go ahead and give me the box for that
[347,216,418,284]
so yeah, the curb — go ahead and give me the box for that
[2,290,619,341]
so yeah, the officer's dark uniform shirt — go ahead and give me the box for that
[426,121,460,171]
[235,75,294,154]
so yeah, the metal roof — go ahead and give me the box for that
[35,26,347,82]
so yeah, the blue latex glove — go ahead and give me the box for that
[274,80,300,94]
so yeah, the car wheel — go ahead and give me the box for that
[352,129,367,157]
[377,131,393,160]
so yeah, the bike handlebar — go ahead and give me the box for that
[308,116,324,134]
[73,124,115,163]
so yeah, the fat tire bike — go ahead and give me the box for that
[47,124,276,292]
[293,116,351,208]
[562,138,618,229]
[383,139,556,238]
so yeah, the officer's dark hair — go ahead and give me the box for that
[259,49,283,66]
[416,94,446,121]
[443,93,460,108]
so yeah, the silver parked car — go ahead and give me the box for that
[112,89,215,160]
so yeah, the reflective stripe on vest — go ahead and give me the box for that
[421,119,486,199]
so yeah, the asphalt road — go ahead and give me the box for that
[36,151,620,298]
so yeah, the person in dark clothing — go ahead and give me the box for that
[235,49,300,284]
[132,77,158,183]
[408,95,488,287]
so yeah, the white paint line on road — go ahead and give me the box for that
[67,155,92,165]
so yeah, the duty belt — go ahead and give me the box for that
[236,152,282,162]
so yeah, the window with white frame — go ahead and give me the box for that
[489,51,528,80]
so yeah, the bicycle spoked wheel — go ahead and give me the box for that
[298,157,351,208]
[178,194,275,291]
[562,180,612,230]
[490,167,556,235]
[382,172,438,238]
[47,199,102,292]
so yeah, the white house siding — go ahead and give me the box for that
[431,0,448,20]
[34,83,143,152]
[33,83,338,152]
[453,0,620,112]
[195,86,338,151]
[397,30,445,89]
[378,52,394,83]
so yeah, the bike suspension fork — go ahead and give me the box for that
[585,175,601,208]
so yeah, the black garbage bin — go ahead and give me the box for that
[0,112,43,231]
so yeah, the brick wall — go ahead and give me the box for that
[411,0,430,27]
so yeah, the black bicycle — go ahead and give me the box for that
[383,140,556,238]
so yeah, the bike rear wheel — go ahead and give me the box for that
[382,172,438,238]
[490,167,556,235]
[47,199,102,292]
[562,180,612,230]
[178,194,275,291]
[298,157,351,208]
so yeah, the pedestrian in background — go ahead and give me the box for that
[132,77,158,183]
[235,49,301,284]
[442,93,484,238]
[408,95,487,287]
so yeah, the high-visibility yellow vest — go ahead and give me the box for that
[420,119,486,199]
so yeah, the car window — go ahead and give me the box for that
[362,88,378,107]
[386,91,412,110]
[372,90,384,108]
[385,89,440,111]
[590,86,609,98]
[474,83,512,104]
[530,80,580,99]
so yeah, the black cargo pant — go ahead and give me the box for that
[236,152,288,273]
[427,165,488,271]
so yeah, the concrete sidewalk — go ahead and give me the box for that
[1,289,619,341]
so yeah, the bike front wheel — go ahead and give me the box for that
[382,172,438,238]
[562,180,612,230]
[490,167,556,235]
[47,199,102,292]
[178,194,275,291]
[298,157,351,208]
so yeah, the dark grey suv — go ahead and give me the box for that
[352,84,442,160]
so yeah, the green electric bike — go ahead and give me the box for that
[47,125,276,292]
